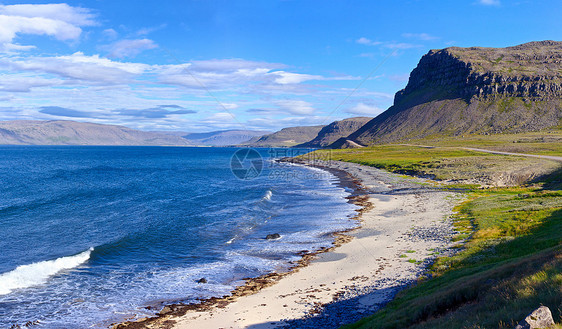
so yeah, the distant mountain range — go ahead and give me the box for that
[0,120,192,146]
[182,130,271,146]
[295,117,372,148]
[0,121,273,147]
[239,125,325,147]
[0,119,372,148]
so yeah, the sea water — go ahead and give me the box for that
[0,146,358,328]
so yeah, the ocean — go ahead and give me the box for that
[0,146,358,328]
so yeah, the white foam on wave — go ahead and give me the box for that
[0,247,93,295]
[262,190,273,201]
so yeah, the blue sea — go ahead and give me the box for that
[0,146,358,328]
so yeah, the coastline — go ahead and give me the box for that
[114,159,460,329]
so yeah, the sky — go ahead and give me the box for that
[0,0,560,132]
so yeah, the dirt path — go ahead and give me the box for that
[462,147,562,162]
[400,143,562,162]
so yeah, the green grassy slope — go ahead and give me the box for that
[311,143,561,328]
[415,128,562,156]
[317,144,559,187]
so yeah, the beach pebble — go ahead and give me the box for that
[159,306,173,315]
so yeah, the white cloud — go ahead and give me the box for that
[190,58,286,72]
[388,73,410,82]
[384,42,422,50]
[0,74,62,92]
[0,4,96,26]
[246,115,326,131]
[269,71,323,84]
[221,103,239,110]
[0,15,81,42]
[1,55,308,93]
[156,58,344,91]
[358,53,375,58]
[197,112,244,129]
[205,112,236,121]
[157,59,279,89]
[3,52,149,85]
[137,24,167,36]
[478,0,500,5]
[356,37,382,46]
[0,4,96,50]
[3,43,35,51]
[346,103,384,116]
[102,28,118,40]
[274,100,315,115]
[105,39,158,58]
[402,33,439,41]
[0,47,382,131]
[357,37,422,51]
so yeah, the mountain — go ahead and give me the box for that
[329,138,366,149]
[344,41,562,146]
[295,117,372,148]
[0,120,193,146]
[241,125,324,147]
[182,130,271,146]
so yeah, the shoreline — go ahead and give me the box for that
[112,159,371,329]
[114,159,459,329]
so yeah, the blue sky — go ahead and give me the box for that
[0,0,560,132]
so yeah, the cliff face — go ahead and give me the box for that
[348,41,562,145]
[295,117,372,148]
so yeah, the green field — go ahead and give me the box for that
[309,142,561,328]
[415,128,562,156]
[312,144,559,187]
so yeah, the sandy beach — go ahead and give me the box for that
[117,160,460,329]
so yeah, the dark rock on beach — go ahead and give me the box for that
[266,233,281,240]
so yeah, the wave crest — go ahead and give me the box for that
[0,248,93,295]
[262,190,273,201]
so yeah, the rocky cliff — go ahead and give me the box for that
[346,41,562,145]
[295,117,372,148]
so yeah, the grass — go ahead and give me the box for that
[310,144,558,186]
[333,148,562,328]
[415,128,562,156]
[344,184,561,328]
[313,145,502,179]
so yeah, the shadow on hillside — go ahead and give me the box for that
[533,165,562,190]
[244,286,400,329]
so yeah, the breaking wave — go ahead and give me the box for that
[0,248,93,295]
